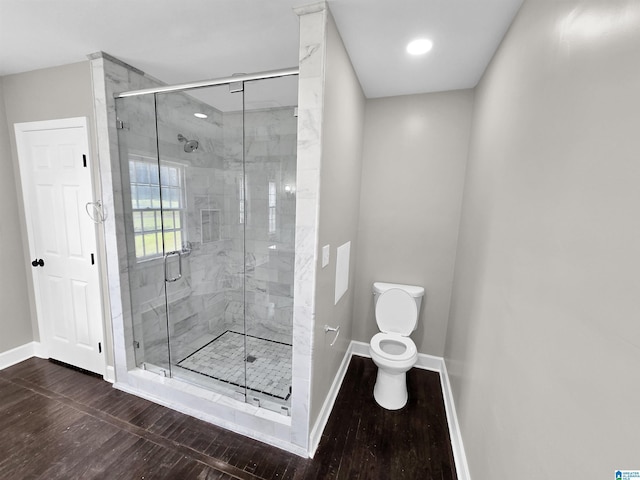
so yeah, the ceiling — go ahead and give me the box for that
[0,0,523,99]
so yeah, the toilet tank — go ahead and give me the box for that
[372,282,424,316]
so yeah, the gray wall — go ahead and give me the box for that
[310,9,366,423]
[0,77,33,353]
[1,62,110,361]
[445,1,640,477]
[353,91,474,356]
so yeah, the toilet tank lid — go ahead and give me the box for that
[373,282,424,298]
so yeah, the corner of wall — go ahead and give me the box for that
[0,74,38,353]
[298,0,368,436]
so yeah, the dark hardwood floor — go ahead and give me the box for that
[0,355,456,479]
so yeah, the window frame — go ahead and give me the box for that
[268,180,277,234]
[128,154,187,262]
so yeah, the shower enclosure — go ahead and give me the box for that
[115,72,298,415]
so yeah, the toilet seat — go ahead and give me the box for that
[375,288,418,335]
[370,332,417,362]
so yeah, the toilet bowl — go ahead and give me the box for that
[368,282,424,410]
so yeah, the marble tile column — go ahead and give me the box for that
[291,1,328,452]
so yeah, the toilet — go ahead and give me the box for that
[369,282,424,410]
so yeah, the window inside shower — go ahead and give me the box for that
[268,180,277,234]
[129,154,186,260]
[115,74,298,415]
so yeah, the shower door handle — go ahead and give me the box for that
[164,250,183,283]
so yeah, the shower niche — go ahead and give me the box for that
[115,75,298,415]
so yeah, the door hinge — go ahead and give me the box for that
[98,342,102,353]
[91,253,95,265]
[133,340,140,349]
[116,119,127,129]
[82,154,87,167]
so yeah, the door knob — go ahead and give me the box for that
[31,258,44,267]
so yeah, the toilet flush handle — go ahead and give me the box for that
[324,325,340,347]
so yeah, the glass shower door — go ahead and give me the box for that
[243,76,297,413]
[116,94,172,376]
[155,85,248,401]
[116,72,298,415]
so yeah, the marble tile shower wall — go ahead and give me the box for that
[122,90,297,365]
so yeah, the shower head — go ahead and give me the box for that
[177,133,199,153]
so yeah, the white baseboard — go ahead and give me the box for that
[415,352,444,372]
[104,365,116,383]
[440,359,471,480]
[350,340,370,357]
[308,342,356,457]
[32,341,48,359]
[0,342,46,370]
[0,343,116,387]
[317,340,471,480]
[350,340,442,372]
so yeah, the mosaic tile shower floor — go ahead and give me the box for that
[177,330,292,400]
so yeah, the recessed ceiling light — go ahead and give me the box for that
[407,38,433,55]
[194,112,208,119]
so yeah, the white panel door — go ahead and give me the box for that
[15,118,104,375]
